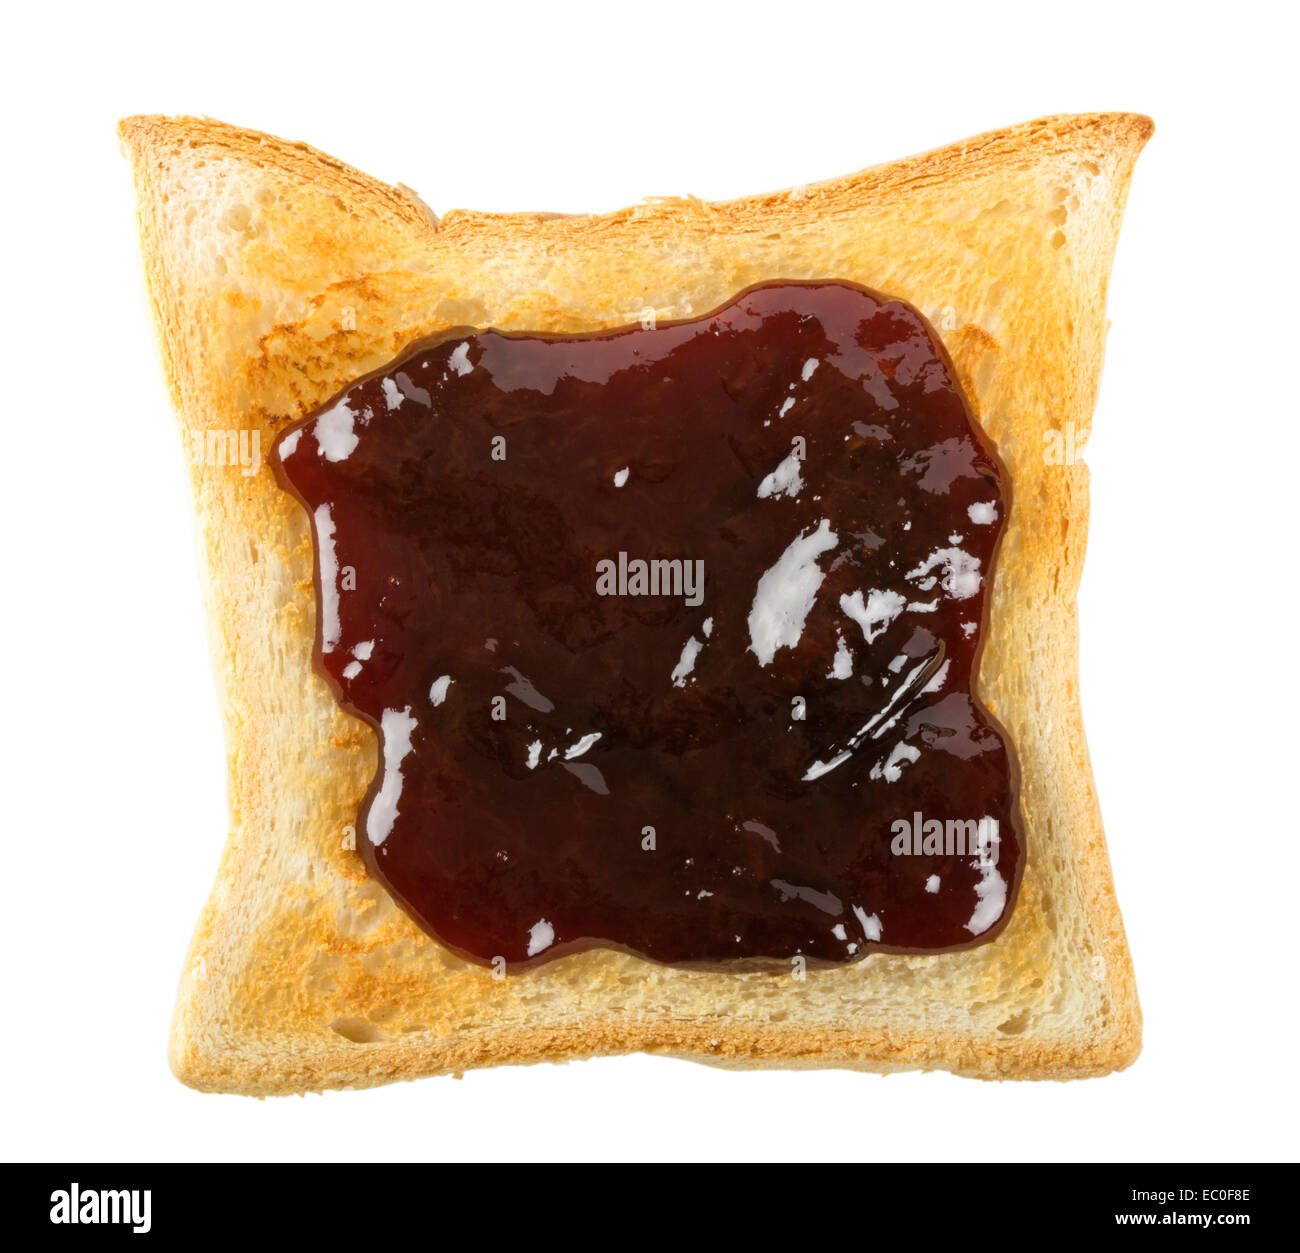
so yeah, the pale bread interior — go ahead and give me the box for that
[120,112,1150,1092]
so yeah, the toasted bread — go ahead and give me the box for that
[120,111,1151,1093]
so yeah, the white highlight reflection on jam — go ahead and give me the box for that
[747,518,838,667]
[367,707,418,846]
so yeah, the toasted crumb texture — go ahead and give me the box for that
[120,112,1151,1094]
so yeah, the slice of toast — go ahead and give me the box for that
[120,112,1151,1093]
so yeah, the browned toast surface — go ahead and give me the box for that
[120,112,1150,1093]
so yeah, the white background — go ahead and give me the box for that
[3,0,1296,1163]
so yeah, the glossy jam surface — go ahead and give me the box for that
[274,281,1022,968]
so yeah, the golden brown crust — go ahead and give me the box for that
[121,112,1149,1094]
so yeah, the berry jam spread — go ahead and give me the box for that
[274,281,1023,969]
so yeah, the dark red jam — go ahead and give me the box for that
[274,281,1022,969]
